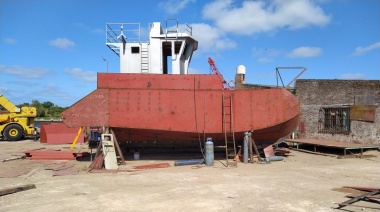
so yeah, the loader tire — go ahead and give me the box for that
[4,124,23,141]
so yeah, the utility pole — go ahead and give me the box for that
[102,57,108,73]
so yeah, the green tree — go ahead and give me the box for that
[17,99,68,118]
[42,101,54,108]
[31,100,41,108]
[38,109,46,117]
[18,102,30,107]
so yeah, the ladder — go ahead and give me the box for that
[141,43,149,73]
[222,93,237,167]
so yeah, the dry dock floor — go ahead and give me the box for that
[0,140,379,212]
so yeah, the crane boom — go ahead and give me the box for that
[208,57,232,90]
[0,94,20,112]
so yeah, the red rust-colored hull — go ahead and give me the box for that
[40,122,84,144]
[62,73,300,146]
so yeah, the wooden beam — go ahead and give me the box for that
[343,186,380,192]
[0,184,36,196]
[70,127,83,150]
[337,190,380,209]
[133,163,170,169]
[250,137,262,162]
[110,129,126,165]
[288,147,337,157]
[335,203,380,210]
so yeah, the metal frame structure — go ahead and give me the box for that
[275,66,307,88]
[106,22,141,56]
[285,138,379,157]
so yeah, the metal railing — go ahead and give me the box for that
[106,22,141,56]
[185,24,192,36]
[318,107,350,134]
[165,19,192,38]
[106,20,193,56]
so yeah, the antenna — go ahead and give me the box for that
[102,57,108,73]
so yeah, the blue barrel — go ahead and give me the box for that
[205,138,214,166]
[174,159,204,166]
[265,156,284,162]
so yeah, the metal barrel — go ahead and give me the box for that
[205,137,214,166]
[174,159,204,166]
[243,135,248,164]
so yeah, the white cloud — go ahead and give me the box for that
[287,46,322,58]
[91,28,103,34]
[0,86,7,91]
[258,57,272,63]
[73,23,88,29]
[159,0,195,15]
[39,83,71,98]
[3,38,17,45]
[49,38,75,49]
[64,68,97,82]
[340,73,365,80]
[202,0,331,35]
[352,41,380,56]
[28,83,73,106]
[252,72,276,79]
[11,81,39,87]
[191,23,237,52]
[188,67,207,74]
[139,26,150,42]
[73,23,103,34]
[252,48,282,62]
[0,65,52,78]
[252,46,320,61]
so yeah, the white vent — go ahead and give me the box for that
[236,65,246,75]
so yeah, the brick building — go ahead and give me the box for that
[295,80,380,145]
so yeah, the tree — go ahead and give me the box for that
[17,102,30,107]
[31,100,41,108]
[17,99,67,118]
[38,109,46,117]
[42,101,54,108]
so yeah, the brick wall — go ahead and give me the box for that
[295,79,380,145]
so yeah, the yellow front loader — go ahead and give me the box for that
[0,94,37,141]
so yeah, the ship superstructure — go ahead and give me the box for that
[106,19,197,74]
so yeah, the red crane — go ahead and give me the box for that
[208,57,233,90]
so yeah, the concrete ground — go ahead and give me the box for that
[0,140,379,212]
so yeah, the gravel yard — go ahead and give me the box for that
[0,140,379,212]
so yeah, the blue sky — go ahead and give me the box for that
[1,0,379,107]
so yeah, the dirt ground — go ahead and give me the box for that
[0,140,379,212]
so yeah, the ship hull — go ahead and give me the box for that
[108,114,299,147]
[62,73,300,146]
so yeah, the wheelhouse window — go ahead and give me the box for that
[131,47,140,54]
[318,107,350,134]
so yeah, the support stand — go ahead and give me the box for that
[111,129,126,165]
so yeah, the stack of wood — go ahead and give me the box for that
[274,148,291,156]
